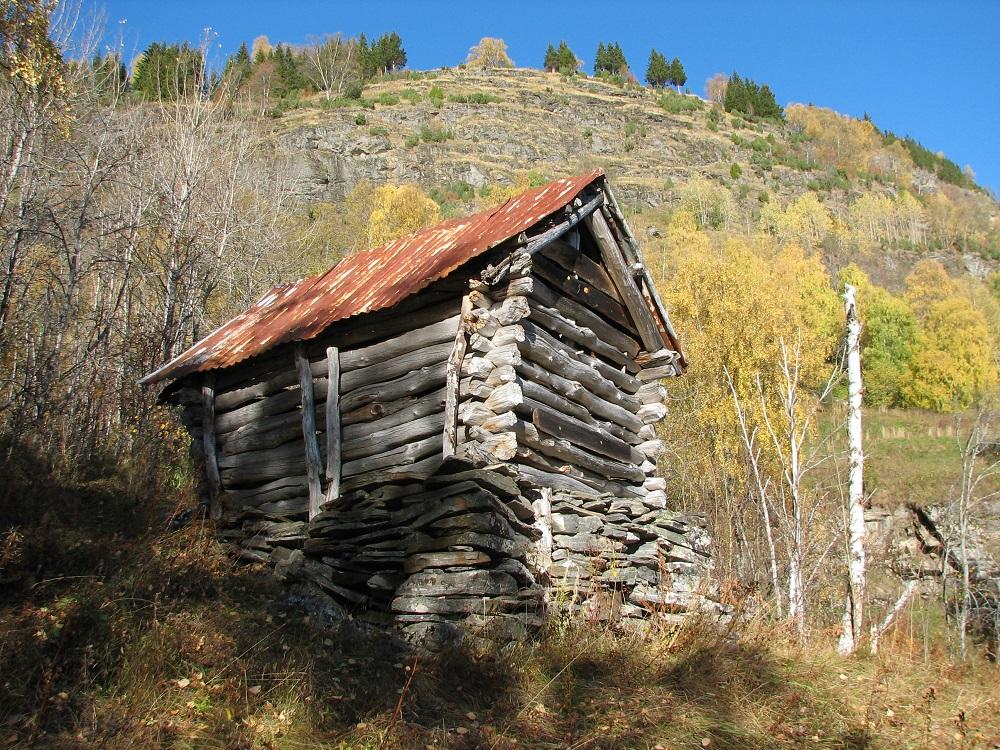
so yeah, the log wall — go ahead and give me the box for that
[168,189,711,645]
[453,222,676,511]
[177,281,467,533]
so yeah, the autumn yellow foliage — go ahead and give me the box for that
[901,260,997,410]
[655,211,839,471]
[758,192,832,247]
[787,104,881,176]
[366,183,442,249]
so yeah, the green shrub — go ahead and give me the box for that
[658,89,700,114]
[376,92,399,106]
[707,106,722,131]
[344,81,364,100]
[369,126,389,137]
[758,190,770,203]
[582,127,593,139]
[428,85,444,107]
[419,124,452,143]
[447,92,502,104]
[806,171,850,192]
[400,87,421,104]
[355,112,367,126]
[404,134,419,148]
[429,181,475,205]
[750,152,774,170]
[730,163,743,179]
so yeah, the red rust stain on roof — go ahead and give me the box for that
[142,169,604,385]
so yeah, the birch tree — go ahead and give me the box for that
[837,284,867,655]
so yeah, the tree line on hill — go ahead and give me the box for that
[105,30,782,123]
[89,31,407,104]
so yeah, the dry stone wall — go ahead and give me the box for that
[218,458,717,645]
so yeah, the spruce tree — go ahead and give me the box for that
[609,42,627,74]
[544,43,558,72]
[669,57,687,91]
[645,49,669,88]
[594,42,607,74]
[555,41,577,73]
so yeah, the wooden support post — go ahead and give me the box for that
[443,295,473,458]
[295,343,324,520]
[201,371,222,520]
[324,346,341,505]
[585,209,666,354]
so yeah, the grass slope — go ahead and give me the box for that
[1,450,997,749]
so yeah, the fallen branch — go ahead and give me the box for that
[869,580,918,655]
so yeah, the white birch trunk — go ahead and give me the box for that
[838,284,867,655]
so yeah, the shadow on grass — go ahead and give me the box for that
[1,441,876,749]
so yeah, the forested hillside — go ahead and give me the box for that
[2,5,999,748]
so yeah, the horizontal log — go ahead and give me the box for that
[340,452,444,493]
[526,302,636,372]
[528,400,643,465]
[486,365,517,386]
[637,363,681,382]
[220,411,316,456]
[516,359,643,434]
[339,365,445,413]
[303,295,464,360]
[341,410,446,462]
[342,387,446,437]
[512,419,644,483]
[514,461,602,497]
[227,476,309,506]
[340,340,453,394]
[541,240,621,302]
[521,320,640,395]
[637,439,667,458]
[531,251,632,329]
[515,448,641,498]
[220,448,309,488]
[484,381,523,413]
[214,370,298,414]
[637,382,667,405]
[521,275,640,357]
[459,401,495,426]
[330,314,460,373]
[638,403,668,424]
[518,377,640,446]
[517,322,639,411]
[341,433,442,478]
[462,355,494,379]
[484,343,521,368]
[496,295,531,325]
[478,410,518,433]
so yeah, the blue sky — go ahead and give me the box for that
[93,1,1000,195]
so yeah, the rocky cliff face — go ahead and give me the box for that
[271,67,998,291]
[277,68,754,206]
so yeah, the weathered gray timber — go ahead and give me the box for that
[202,372,222,519]
[147,171,710,647]
[324,347,341,503]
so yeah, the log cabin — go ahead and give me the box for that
[142,170,718,642]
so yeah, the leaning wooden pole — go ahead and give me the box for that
[201,371,222,520]
[838,284,867,655]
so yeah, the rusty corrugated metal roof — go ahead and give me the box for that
[141,169,605,385]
